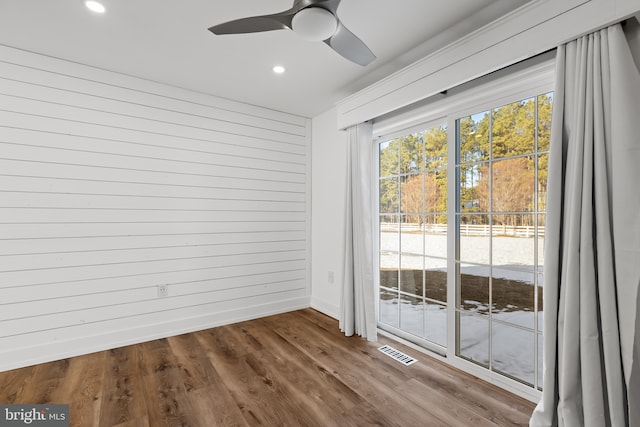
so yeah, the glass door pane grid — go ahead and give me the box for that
[454,94,550,389]
[378,125,447,348]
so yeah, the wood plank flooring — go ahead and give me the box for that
[0,309,535,426]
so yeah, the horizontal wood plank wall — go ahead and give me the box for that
[0,45,311,372]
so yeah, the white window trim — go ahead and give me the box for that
[373,52,555,138]
[338,0,639,129]
[373,54,555,402]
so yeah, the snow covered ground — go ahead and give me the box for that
[380,298,542,386]
[379,231,544,386]
[381,231,544,273]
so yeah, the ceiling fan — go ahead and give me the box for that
[208,0,376,66]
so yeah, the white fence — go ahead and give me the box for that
[380,222,545,238]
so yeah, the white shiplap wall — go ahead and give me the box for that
[0,45,311,372]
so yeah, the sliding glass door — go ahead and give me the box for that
[375,64,553,395]
[455,93,551,389]
[378,124,448,349]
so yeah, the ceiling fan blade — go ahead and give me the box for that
[324,22,375,66]
[209,14,293,35]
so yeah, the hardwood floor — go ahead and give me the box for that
[0,309,535,426]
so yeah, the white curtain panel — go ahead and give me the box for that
[530,22,640,427]
[340,121,377,341]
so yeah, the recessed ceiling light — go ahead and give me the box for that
[273,65,286,74]
[85,1,106,13]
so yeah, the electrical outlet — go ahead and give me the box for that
[328,271,334,284]
[157,284,169,297]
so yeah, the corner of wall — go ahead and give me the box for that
[310,296,340,320]
[310,108,348,322]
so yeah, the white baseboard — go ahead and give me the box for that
[0,296,310,373]
[310,296,340,320]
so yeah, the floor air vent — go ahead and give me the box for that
[377,345,417,366]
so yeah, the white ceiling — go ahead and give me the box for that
[0,0,530,118]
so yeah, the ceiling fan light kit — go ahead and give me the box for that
[84,0,106,14]
[208,0,376,66]
[291,7,337,41]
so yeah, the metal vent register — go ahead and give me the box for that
[377,345,417,366]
